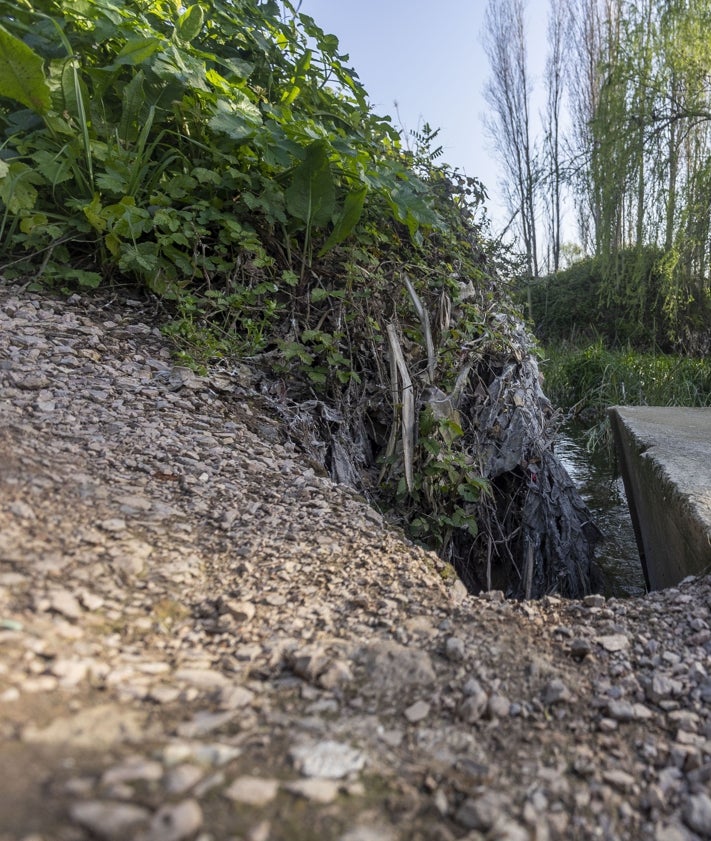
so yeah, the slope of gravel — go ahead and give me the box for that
[0,282,710,841]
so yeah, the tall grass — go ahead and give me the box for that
[542,341,711,447]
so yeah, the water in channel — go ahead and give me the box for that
[555,424,647,598]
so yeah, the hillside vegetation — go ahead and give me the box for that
[0,0,599,597]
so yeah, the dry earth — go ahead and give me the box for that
[1,281,711,841]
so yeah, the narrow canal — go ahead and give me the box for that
[556,425,647,598]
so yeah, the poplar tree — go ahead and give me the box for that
[483,0,539,277]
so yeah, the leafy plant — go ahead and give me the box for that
[0,0,512,563]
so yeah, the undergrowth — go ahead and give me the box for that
[0,0,524,560]
[542,341,711,448]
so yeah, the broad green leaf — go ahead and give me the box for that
[218,57,254,80]
[119,69,146,143]
[0,161,39,213]
[113,38,162,67]
[286,140,335,230]
[319,184,367,256]
[208,96,261,141]
[177,5,204,43]
[0,24,51,113]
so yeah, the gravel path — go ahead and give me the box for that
[1,283,710,841]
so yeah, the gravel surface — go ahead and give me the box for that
[1,282,710,841]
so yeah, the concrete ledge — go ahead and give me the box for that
[608,406,711,590]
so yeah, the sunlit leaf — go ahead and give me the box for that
[176,5,204,43]
[113,38,162,67]
[208,96,261,140]
[0,24,51,113]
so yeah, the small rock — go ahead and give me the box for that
[0,687,20,702]
[101,757,163,787]
[455,791,509,831]
[655,823,695,841]
[290,740,366,779]
[51,658,90,687]
[138,799,202,841]
[70,800,150,839]
[176,710,237,738]
[684,793,711,836]
[173,668,230,689]
[487,693,511,719]
[164,764,204,794]
[570,638,593,659]
[607,699,635,722]
[319,659,353,690]
[108,539,153,576]
[357,641,435,698]
[223,599,255,623]
[217,685,255,710]
[541,679,572,705]
[224,776,279,806]
[283,778,341,804]
[404,700,430,723]
[445,636,466,662]
[459,682,488,723]
[596,634,629,652]
[99,518,127,533]
[646,673,682,705]
[49,589,82,620]
[79,591,105,611]
[633,703,654,721]
[8,500,35,520]
[584,594,605,608]
[602,769,636,792]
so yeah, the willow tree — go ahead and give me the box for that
[566,0,711,346]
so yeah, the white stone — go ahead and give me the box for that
[101,757,163,787]
[283,778,341,804]
[224,776,279,806]
[70,800,150,839]
[138,799,203,841]
[404,700,430,723]
[291,740,366,780]
[596,634,629,652]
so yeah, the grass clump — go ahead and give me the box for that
[542,341,711,430]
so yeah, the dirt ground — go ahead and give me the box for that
[1,282,710,841]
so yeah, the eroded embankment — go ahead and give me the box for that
[1,284,710,841]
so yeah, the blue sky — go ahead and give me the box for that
[297,0,551,230]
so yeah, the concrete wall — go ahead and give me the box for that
[608,407,711,590]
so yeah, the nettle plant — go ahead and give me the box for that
[0,0,442,344]
[0,0,503,559]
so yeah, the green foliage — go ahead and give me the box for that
[542,340,711,430]
[580,0,711,353]
[0,0,447,297]
[521,248,681,350]
[0,0,502,556]
[0,23,51,113]
[383,405,492,558]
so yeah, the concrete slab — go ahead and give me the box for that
[608,406,711,590]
